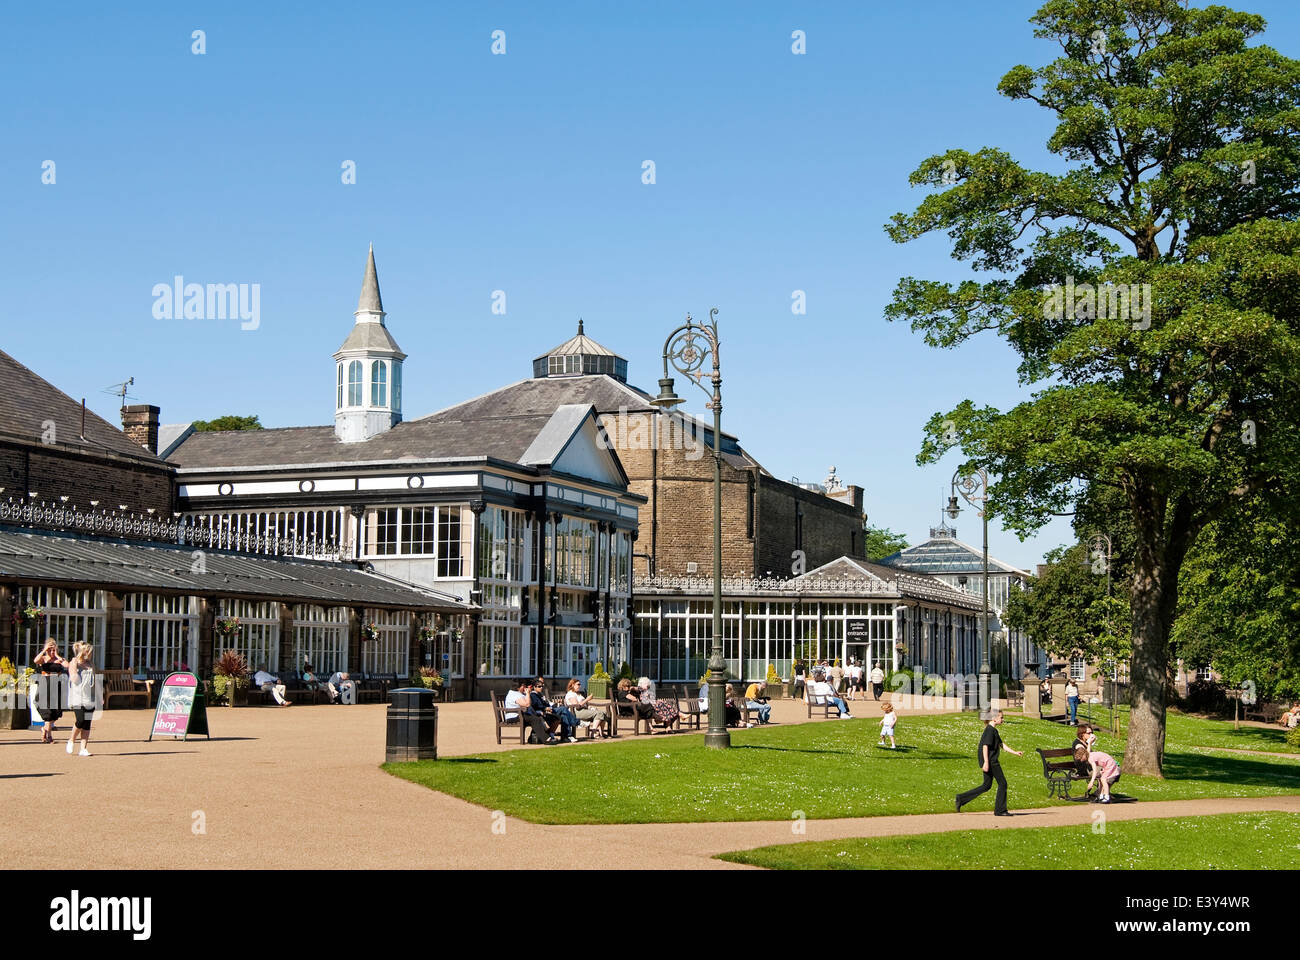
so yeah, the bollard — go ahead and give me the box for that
[385,687,437,763]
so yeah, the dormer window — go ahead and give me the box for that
[371,360,387,407]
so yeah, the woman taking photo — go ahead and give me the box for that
[65,642,98,757]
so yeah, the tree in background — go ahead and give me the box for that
[191,415,263,432]
[863,525,909,562]
[886,0,1300,774]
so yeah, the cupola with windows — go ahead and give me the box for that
[333,245,407,442]
[531,320,628,382]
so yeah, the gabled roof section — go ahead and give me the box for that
[532,320,624,361]
[0,349,164,462]
[796,555,983,609]
[158,423,194,460]
[520,404,627,487]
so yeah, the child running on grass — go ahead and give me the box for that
[878,702,897,748]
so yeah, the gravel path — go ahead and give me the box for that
[6,700,1297,869]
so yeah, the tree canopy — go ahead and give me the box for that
[191,415,263,432]
[886,0,1300,774]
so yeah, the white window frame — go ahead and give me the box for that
[292,605,349,673]
[123,593,198,673]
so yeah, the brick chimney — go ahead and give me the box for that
[121,404,160,454]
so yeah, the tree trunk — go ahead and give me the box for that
[1126,577,1168,776]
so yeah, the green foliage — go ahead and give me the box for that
[1004,543,1132,663]
[862,525,909,561]
[213,650,250,678]
[589,662,611,682]
[883,0,1300,774]
[616,662,634,682]
[1287,725,1300,751]
[766,664,781,685]
[191,415,263,432]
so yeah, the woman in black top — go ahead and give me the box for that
[955,710,1023,816]
[33,638,67,744]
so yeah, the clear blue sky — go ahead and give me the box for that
[3,0,1296,571]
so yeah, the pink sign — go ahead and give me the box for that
[151,672,199,738]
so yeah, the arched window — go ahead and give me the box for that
[336,364,343,409]
[347,360,363,407]
[391,362,402,411]
[371,360,387,407]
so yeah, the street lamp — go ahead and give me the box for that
[649,308,729,749]
[946,468,992,706]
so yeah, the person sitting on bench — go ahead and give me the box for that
[253,669,291,706]
[327,671,354,704]
[507,679,557,744]
[810,670,852,718]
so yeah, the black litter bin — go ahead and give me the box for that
[386,687,438,762]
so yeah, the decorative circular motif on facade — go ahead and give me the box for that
[407,475,424,489]
[218,482,234,496]
[299,479,315,493]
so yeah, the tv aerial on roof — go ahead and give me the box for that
[102,377,137,409]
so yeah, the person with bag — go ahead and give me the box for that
[955,710,1022,816]
[65,642,99,757]
[792,660,807,700]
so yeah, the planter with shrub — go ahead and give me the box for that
[0,657,33,729]
[588,662,612,700]
[212,649,251,706]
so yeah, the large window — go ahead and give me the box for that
[544,515,598,588]
[221,600,280,672]
[478,505,527,583]
[362,505,468,576]
[371,360,387,407]
[13,587,107,668]
[362,609,409,675]
[347,360,363,407]
[123,594,197,672]
[1070,656,1087,682]
[292,605,349,673]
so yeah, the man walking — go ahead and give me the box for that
[956,710,1022,816]
[870,662,885,701]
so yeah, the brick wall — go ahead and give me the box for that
[0,439,173,514]
[601,411,864,579]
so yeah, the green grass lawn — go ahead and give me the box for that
[383,711,1300,824]
[716,812,1300,870]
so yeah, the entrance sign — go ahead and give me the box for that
[846,620,870,640]
[148,672,210,740]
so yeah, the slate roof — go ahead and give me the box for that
[798,556,984,609]
[0,525,472,611]
[0,349,163,462]
[334,322,405,358]
[356,244,384,314]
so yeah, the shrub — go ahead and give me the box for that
[616,662,635,682]
[1287,725,1300,752]
[1184,679,1228,715]
[213,649,250,678]
[765,663,781,685]
[589,662,612,682]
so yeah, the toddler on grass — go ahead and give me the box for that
[878,702,897,748]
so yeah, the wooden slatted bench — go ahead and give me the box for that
[102,670,149,708]
[1036,747,1090,800]
[806,690,843,719]
[491,690,529,745]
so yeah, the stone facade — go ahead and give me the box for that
[601,410,865,579]
[0,439,173,516]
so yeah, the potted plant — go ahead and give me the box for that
[0,657,33,730]
[418,666,443,690]
[588,662,612,700]
[10,604,45,631]
[765,663,784,698]
[212,649,251,707]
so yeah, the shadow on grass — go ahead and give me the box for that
[732,745,853,756]
[1164,751,1300,787]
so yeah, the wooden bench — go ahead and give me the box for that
[678,686,703,730]
[806,690,843,719]
[1244,702,1285,724]
[102,670,148,708]
[491,690,529,745]
[1036,747,1091,800]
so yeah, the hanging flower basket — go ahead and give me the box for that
[361,621,380,643]
[213,616,241,641]
[10,605,45,629]
[417,626,438,644]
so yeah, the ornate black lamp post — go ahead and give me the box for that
[947,468,992,706]
[649,309,729,749]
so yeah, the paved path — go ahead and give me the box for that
[6,701,1297,869]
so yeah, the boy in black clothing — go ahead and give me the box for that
[955,710,1023,815]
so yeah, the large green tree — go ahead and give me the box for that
[863,525,910,561]
[885,0,1300,774]
[191,415,263,432]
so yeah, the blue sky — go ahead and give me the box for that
[3,0,1296,571]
